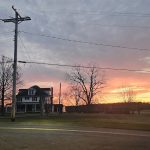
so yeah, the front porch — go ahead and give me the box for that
[16,104,40,113]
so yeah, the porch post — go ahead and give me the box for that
[25,104,26,113]
[35,104,36,112]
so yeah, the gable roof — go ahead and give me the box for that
[17,85,51,97]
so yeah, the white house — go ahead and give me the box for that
[16,85,53,113]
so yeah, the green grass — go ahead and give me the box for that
[0,113,150,131]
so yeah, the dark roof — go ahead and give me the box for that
[30,85,40,89]
[17,85,51,97]
[17,89,28,96]
[30,85,51,90]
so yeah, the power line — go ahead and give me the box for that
[0,31,14,34]
[21,31,150,52]
[89,24,150,30]
[37,9,150,30]
[18,34,47,79]
[16,8,150,30]
[38,9,150,18]
[18,60,150,73]
[18,34,32,61]
[110,11,150,18]
[0,37,12,41]
[1,55,149,73]
[0,31,13,41]
[2,58,149,74]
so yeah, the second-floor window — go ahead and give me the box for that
[28,89,35,95]
[17,97,22,102]
[33,97,37,101]
[25,97,29,100]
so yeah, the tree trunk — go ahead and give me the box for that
[1,83,5,116]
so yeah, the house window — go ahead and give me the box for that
[17,97,22,102]
[28,89,35,95]
[33,97,37,101]
[25,97,29,100]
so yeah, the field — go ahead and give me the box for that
[1,112,150,130]
[0,113,150,150]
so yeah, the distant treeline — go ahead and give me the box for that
[65,102,150,114]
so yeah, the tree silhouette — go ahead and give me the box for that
[67,65,105,105]
[0,56,22,115]
[120,85,136,103]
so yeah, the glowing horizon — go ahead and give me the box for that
[20,75,150,105]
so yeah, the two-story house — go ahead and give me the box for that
[16,85,53,113]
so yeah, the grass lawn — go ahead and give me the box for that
[0,113,150,131]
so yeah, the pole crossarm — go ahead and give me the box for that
[2,17,31,23]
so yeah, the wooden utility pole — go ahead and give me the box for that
[59,82,61,105]
[2,6,31,121]
[1,56,5,116]
[58,82,62,113]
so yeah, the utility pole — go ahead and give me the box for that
[1,56,5,116]
[59,82,61,105]
[2,6,31,121]
[58,82,62,113]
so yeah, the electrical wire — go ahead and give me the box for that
[0,31,14,34]
[18,34,32,61]
[18,34,49,80]
[0,37,12,41]
[1,56,149,73]
[17,60,150,73]
[89,24,150,30]
[20,31,150,52]
[37,9,150,18]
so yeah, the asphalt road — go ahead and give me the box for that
[0,125,150,150]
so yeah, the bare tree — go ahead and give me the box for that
[64,85,83,106]
[67,65,105,105]
[120,85,136,103]
[70,85,82,106]
[0,56,22,115]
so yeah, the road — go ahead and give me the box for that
[0,125,150,150]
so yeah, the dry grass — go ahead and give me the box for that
[0,113,150,131]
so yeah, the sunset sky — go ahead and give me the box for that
[0,0,150,104]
